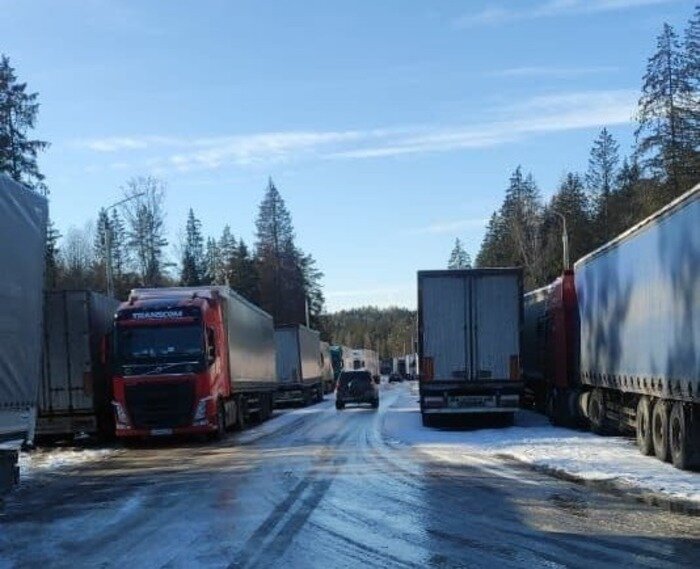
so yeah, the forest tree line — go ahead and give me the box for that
[473,7,699,290]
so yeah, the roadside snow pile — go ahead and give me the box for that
[383,386,700,506]
[18,447,114,479]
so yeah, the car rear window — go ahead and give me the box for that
[339,372,372,386]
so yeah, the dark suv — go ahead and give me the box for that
[336,371,379,410]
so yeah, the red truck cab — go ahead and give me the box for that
[111,291,228,438]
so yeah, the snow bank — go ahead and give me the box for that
[383,384,700,506]
[18,447,115,480]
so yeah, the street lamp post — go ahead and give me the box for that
[551,211,570,271]
[103,193,145,298]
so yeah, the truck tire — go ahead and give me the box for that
[588,389,611,435]
[652,400,670,462]
[500,412,515,427]
[669,401,694,470]
[335,401,345,411]
[208,400,226,441]
[421,413,434,428]
[371,398,379,409]
[635,396,654,456]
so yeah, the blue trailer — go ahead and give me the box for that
[574,184,699,469]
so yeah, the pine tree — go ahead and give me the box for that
[204,237,222,284]
[682,5,700,179]
[636,23,696,196]
[180,208,205,286]
[447,238,472,269]
[45,220,61,289]
[586,128,620,238]
[255,178,303,324]
[228,239,259,303]
[0,54,49,194]
[219,225,237,284]
[121,176,169,286]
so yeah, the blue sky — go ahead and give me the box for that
[1,0,693,310]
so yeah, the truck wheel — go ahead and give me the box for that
[501,412,515,427]
[669,401,693,470]
[652,400,670,462]
[588,389,610,435]
[421,413,434,428]
[335,401,345,410]
[547,388,562,426]
[208,400,226,441]
[635,396,654,456]
[371,398,379,409]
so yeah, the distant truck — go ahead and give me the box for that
[320,341,335,394]
[0,174,48,494]
[351,348,379,379]
[418,269,523,427]
[274,324,323,406]
[38,291,119,439]
[394,357,407,377]
[330,345,352,384]
[523,184,700,470]
[111,287,277,439]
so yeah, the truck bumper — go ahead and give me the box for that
[115,423,217,438]
[420,381,522,414]
[37,414,98,437]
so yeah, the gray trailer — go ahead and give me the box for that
[575,184,700,469]
[418,269,523,427]
[0,174,48,494]
[274,324,323,406]
[38,291,119,439]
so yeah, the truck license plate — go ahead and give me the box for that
[448,396,487,408]
[150,428,173,436]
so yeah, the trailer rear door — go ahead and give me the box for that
[473,274,520,380]
[421,275,472,381]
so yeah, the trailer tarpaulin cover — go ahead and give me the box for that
[0,174,48,444]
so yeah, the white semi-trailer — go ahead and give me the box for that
[418,269,523,427]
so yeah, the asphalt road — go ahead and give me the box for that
[1,386,699,569]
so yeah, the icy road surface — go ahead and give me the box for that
[1,384,699,569]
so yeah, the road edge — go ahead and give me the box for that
[495,453,700,517]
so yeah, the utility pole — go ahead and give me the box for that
[103,193,145,298]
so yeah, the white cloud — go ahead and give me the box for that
[409,218,489,236]
[454,0,676,28]
[75,89,636,171]
[331,89,636,159]
[490,65,619,78]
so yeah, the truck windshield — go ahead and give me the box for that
[116,324,203,364]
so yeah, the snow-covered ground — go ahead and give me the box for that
[382,382,700,506]
[18,447,115,480]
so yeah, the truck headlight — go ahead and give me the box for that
[112,401,130,427]
[193,396,213,424]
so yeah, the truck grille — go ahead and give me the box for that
[125,381,196,430]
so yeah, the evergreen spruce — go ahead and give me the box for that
[447,238,472,269]
[0,54,49,193]
[636,23,696,195]
[586,128,620,241]
[180,208,205,286]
